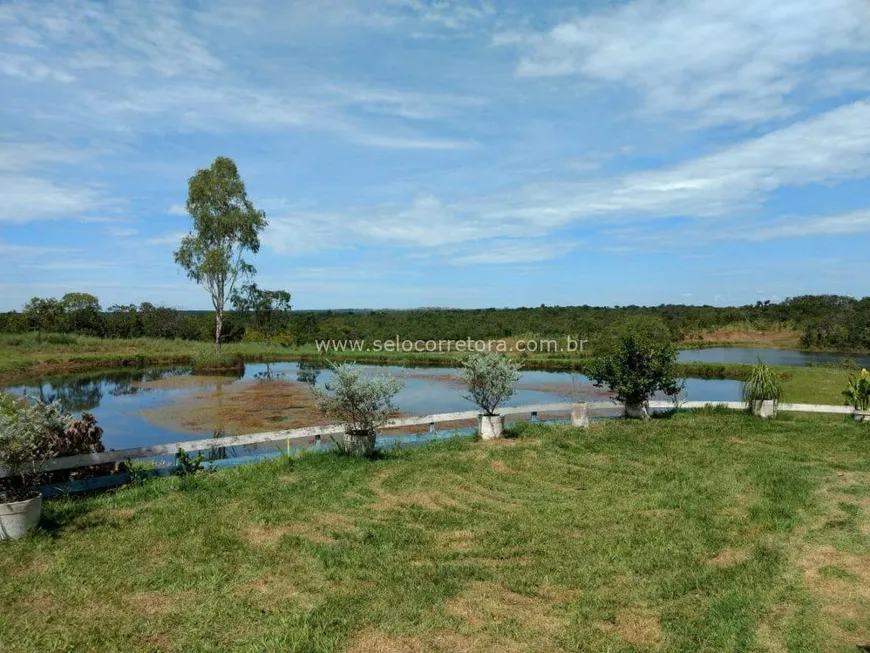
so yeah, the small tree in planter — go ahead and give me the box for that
[843,368,870,422]
[587,317,683,419]
[742,358,784,418]
[313,363,404,457]
[459,352,522,438]
[0,396,65,540]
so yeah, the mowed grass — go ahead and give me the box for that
[2,411,870,652]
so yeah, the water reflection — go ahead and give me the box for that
[296,360,323,387]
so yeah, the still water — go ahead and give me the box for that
[678,347,870,367]
[5,361,742,451]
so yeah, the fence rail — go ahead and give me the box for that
[0,400,860,478]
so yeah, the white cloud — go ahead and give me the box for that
[0,173,107,223]
[449,238,579,265]
[167,204,187,216]
[144,231,188,247]
[105,227,139,238]
[603,208,870,249]
[0,140,110,222]
[264,100,870,253]
[1,1,483,150]
[735,209,870,242]
[498,0,870,126]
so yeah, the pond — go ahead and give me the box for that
[678,347,870,367]
[4,361,743,451]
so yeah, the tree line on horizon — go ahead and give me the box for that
[1,293,869,351]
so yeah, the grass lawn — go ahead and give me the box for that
[2,411,870,652]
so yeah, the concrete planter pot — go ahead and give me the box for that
[341,431,377,457]
[751,400,778,419]
[852,410,870,423]
[571,402,590,428]
[624,401,650,420]
[0,493,42,541]
[478,414,505,439]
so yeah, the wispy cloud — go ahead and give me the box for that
[1,1,483,150]
[449,238,580,265]
[264,101,870,252]
[144,231,188,247]
[497,0,870,126]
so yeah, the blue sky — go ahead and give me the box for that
[1,0,869,311]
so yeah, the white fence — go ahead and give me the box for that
[0,400,859,479]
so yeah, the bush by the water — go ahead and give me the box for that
[190,349,246,375]
[0,397,61,501]
[459,351,522,416]
[742,358,784,407]
[313,363,403,455]
[587,316,683,417]
[0,394,112,498]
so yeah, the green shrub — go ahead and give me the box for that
[742,358,784,406]
[313,363,403,454]
[587,317,682,416]
[843,369,870,411]
[0,397,66,501]
[459,351,522,416]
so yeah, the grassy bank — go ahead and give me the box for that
[2,411,870,652]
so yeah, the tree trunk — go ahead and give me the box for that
[215,309,222,356]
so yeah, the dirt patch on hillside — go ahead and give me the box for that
[685,328,801,346]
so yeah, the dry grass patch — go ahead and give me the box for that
[345,627,524,653]
[445,581,563,634]
[368,470,461,512]
[489,460,516,474]
[245,513,356,546]
[708,547,750,568]
[126,590,194,618]
[437,529,474,552]
[140,631,173,651]
[598,608,663,648]
[799,544,870,647]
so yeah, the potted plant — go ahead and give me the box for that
[742,358,783,418]
[565,372,589,428]
[0,396,63,540]
[843,368,870,422]
[459,352,522,439]
[313,363,404,457]
[587,317,683,419]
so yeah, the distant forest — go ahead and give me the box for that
[1,294,868,351]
